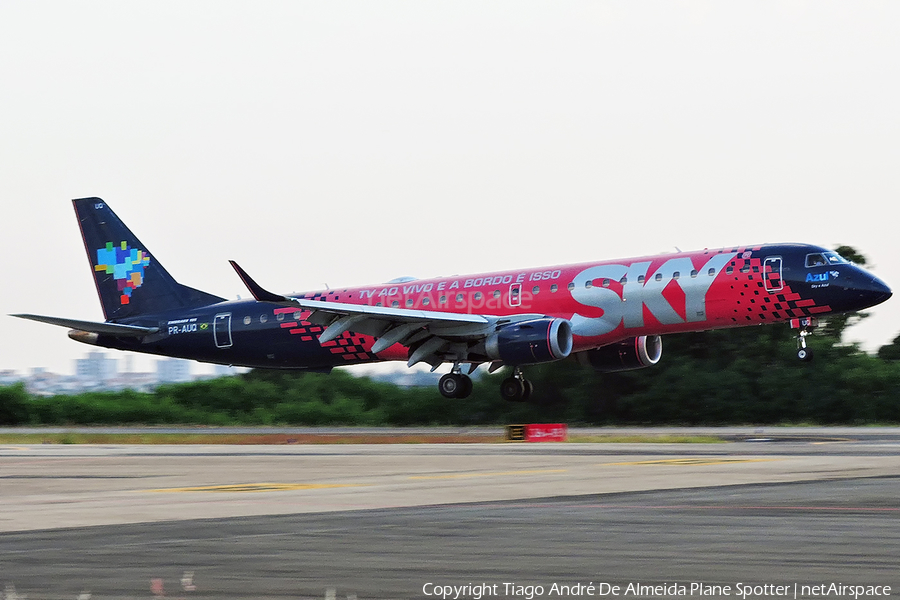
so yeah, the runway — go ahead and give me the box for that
[1,433,899,599]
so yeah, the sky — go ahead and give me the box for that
[1,1,898,376]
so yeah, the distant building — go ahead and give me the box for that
[157,358,192,383]
[10,352,243,396]
[0,369,22,386]
[75,352,117,384]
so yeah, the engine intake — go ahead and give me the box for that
[485,318,573,365]
[576,335,662,373]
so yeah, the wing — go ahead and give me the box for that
[229,261,543,369]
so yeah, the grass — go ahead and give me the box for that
[0,431,727,445]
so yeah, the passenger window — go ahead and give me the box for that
[726,267,733,274]
[391,300,399,307]
[493,290,501,299]
[619,276,628,284]
[406,298,414,307]
[550,284,558,293]
[673,272,680,280]
[602,278,610,287]
[655,273,663,282]
[474,292,483,300]
[708,268,716,276]
[456,293,464,303]
[277,313,285,322]
[585,280,593,289]
[740,265,750,274]
[243,316,252,325]
[638,275,645,283]
[532,285,540,294]
[439,295,447,304]
[568,282,575,291]
[293,312,302,320]
[422,298,430,306]
[806,253,827,267]
[690,270,698,278]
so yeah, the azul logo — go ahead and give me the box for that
[806,271,839,283]
[95,241,151,305]
[570,253,737,337]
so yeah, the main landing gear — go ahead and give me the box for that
[791,317,818,362]
[500,367,533,402]
[438,367,473,399]
[438,365,534,401]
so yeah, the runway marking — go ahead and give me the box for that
[601,458,778,467]
[410,469,569,480]
[145,483,364,493]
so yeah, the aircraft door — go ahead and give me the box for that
[764,257,784,293]
[214,313,233,348]
[509,283,522,307]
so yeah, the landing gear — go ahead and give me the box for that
[791,317,818,362]
[438,371,473,399]
[500,368,532,402]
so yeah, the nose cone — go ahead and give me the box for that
[867,276,893,307]
[843,270,892,311]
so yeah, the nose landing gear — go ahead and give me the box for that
[791,317,818,362]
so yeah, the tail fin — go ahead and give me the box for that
[73,198,225,320]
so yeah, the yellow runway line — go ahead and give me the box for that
[145,483,365,493]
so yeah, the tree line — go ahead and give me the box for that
[2,322,899,426]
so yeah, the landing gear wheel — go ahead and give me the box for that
[439,373,473,399]
[458,374,473,399]
[791,317,818,364]
[522,379,533,401]
[501,377,528,402]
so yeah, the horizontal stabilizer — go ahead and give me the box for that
[11,314,159,337]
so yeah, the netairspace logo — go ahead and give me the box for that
[421,581,893,600]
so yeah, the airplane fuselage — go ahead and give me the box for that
[89,243,891,371]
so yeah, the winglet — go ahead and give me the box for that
[228,261,290,303]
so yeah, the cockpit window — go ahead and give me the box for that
[805,253,827,268]
[807,252,850,268]
[824,251,849,265]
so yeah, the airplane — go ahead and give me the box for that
[13,198,893,401]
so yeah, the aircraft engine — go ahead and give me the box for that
[485,318,573,365]
[576,335,662,373]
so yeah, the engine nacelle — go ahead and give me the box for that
[576,335,662,373]
[485,318,573,365]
